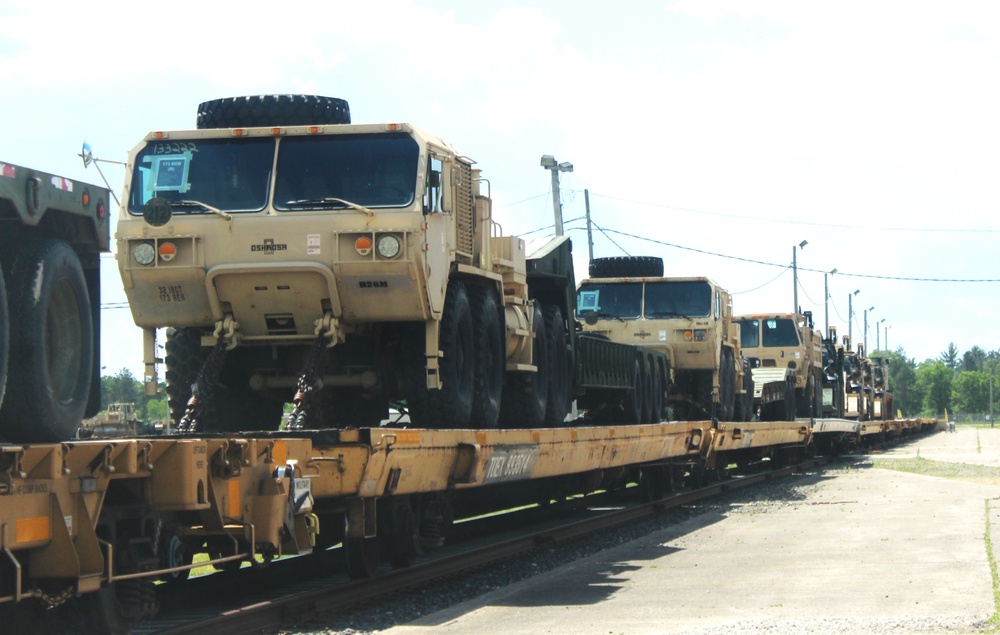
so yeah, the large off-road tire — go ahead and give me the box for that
[196,95,351,129]
[498,304,549,428]
[649,361,665,423]
[621,358,643,424]
[543,304,571,426]
[719,348,736,421]
[588,256,663,278]
[405,280,474,427]
[0,239,93,442]
[322,387,388,428]
[164,327,208,425]
[0,262,7,417]
[210,349,285,432]
[469,286,503,428]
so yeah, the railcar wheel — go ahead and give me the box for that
[469,286,503,428]
[380,497,420,569]
[344,535,381,579]
[405,279,474,427]
[499,303,549,428]
[543,304,571,426]
[0,238,93,442]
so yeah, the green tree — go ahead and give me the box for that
[916,360,953,416]
[883,348,919,417]
[961,346,988,373]
[940,343,960,370]
[952,371,991,414]
[101,369,143,408]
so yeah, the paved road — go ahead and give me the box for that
[381,427,999,634]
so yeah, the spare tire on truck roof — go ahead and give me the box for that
[589,256,664,278]
[196,95,351,129]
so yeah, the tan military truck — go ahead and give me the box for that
[734,311,824,418]
[116,95,662,431]
[576,258,750,421]
[79,402,140,438]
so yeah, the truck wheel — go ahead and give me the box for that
[543,304,571,425]
[324,387,388,428]
[405,280,474,427]
[719,349,736,421]
[621,358,643,424]
[649,361,664,423]
[499,303,549,428]
[588,256,664,278]
[197,95,351,129]
[0,239,92,442]
[469,286,503,428]
[164,327,208,425]
[0,263,7,416]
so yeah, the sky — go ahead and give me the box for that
[2,0,998,379]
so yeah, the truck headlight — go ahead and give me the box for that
[376,234,401,259]
[132,242,156,266]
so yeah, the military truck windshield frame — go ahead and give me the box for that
[576,280,713,320]
[127,132,419,215]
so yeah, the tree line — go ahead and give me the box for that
[877,343,999,420]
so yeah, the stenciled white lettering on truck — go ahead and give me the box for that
[483,445,540,484]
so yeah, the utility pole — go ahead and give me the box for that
[824,268,837,335]
[540,155,573,236]
[792,240,807,313]
[848,290,859,345]
[584,189,594,262]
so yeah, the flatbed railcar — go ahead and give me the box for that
[0,414,833,631]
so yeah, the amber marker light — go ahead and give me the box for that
[684,330,694,341]
[271,128,284,135]
[82,192,90,206]
[232,129,245,137]
[309,126,320,134]
[153,131,167,139]
[355,236,373,256]
[158,241,177,262]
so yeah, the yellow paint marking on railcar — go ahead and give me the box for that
[532,431,541,443]
[394,430,422,445]
[16,516,49,543]
[477,431,488,445]
[570,429,578,441]
[228,478,241,518]
[272,440,288,467]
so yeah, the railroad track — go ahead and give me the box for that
[137,458,824,635]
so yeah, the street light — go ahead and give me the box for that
[824,268,837,335]
[876,318,885,351]
[792,240,808,314]
[540,155,574,236]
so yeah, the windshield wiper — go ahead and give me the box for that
[647,310,693,319]
[173,200,232,221]
[582,310,630,324]
[284,197,374,217]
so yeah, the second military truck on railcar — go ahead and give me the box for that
[0,161,111,442]
[116,95,664,431]
[575,257,750,422]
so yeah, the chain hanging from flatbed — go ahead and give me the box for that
[176,335,229,434]
[286,331,332,430]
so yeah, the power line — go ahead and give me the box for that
[581,226,1000,283]
[586,191,1000,234]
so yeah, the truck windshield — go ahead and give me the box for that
[737,319,760,348]
[576,282,642,319]
[127,138,275,214]
[643,280,712,318]
[273,133,418,211]
[761,318,801,347]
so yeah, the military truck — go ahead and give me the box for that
[820,326,846,418]
[841,339,872,420]
[575,258,750,421]
[734,311,824,418]
[115,95,666,431]
[79,402,140,438]
[0,161,111,442]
